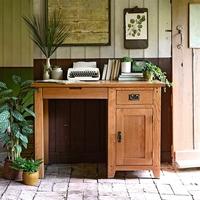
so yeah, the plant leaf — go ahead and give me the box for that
[12,110,24,122]
[0,110,10,121]
[24,107,35,118]
[20,134,28,144]
[0,81,8,89]
[0,120,9,134]
[12,75,22,85]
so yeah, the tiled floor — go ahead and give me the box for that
[0,163,200,200]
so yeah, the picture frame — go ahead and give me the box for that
[189,3,200,48]
[124,7,148,49]
[46,0,111,46]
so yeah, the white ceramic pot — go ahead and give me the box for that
[51,67,63,80]
[121,62,131,73]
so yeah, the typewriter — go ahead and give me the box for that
[67,61,100,81]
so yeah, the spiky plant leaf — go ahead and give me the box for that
[0,89,13,97]
[23,10,69,58]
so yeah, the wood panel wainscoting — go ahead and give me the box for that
[33,58,172,163]
[32,81,164,178]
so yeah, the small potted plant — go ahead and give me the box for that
[11,157,42,185]
[121,56,133,73]
[143,61,172,87]
[22,158,43,186]
[0,75,35,179]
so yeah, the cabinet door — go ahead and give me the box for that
[116,108,153,166]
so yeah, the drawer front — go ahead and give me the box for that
[117,90,153,105]
[43,87,108,99]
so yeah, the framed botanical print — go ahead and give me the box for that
[124,7,148,49]
[46,0,111,46]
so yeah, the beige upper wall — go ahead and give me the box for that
[0,0,171,67]
[0,0,33,67]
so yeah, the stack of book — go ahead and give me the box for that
[101,59,121,80]
[118,72,144,81]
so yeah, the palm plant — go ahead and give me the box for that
[0,75,35,161]
[23,10,69,79]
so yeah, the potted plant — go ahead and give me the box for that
[11,157,42,185]
[121,56,133,73]
[143,61,172,87]
[23,10,69,79]
[0,75,35,179]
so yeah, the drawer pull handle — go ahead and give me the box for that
[117,131,122,143]
[129,93,140,101]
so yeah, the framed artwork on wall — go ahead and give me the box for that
[46,0,111,46]
[124,7,148,49]
[189,3,200,48]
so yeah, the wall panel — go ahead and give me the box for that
[33,0,171,60]
[0,0,33,67]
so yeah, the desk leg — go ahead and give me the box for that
[35,88,44,178]
[108,89,116,178]
[44,100,49,165]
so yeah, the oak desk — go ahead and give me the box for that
[32,81,164,178]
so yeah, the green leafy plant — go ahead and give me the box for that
[0,75,35,161]
[23,10,69,59]
[143,61,172,87]
[11,157,42,173]
[23,10,70,74]
[11,157,26,171]
[122,56,133,62]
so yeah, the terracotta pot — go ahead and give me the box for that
[143,71,154,81]
[23,171,39,186]
[3,159,23,181]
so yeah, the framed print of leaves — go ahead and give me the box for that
[124,7,148,49]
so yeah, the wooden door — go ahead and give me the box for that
[172,0,200,168]
[116,108,153,166]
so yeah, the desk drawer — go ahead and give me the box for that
[116,90,153,105]
[43,87,108,99]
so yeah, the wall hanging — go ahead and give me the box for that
[124,7,148,49]
[46,0,110,46]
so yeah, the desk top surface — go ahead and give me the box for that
[32,80,165,88]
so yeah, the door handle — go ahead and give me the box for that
[176,25,183,49]
[117,131,122,143]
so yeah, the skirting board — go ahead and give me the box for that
[173,150,200,168]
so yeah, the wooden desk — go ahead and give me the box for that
[32,81,164,178]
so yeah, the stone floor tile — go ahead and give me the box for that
[144,193,161,200]
[53,182,68,192]
[156,184,174,195]
[170,183,190,195]
[143,183,158,193]
[84,196,98,200]
[38,181,53,191]
[126,184,144,194]
[99,196,130,200]
[129,192,146,200]
[67,193,83,200]
[1,189,21,200]
[34,192,66,200]
[18,190,35,200]
[98,183,113,196]
[161,194,193,200]
[125,178,140,184]
[70,178,84,183]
